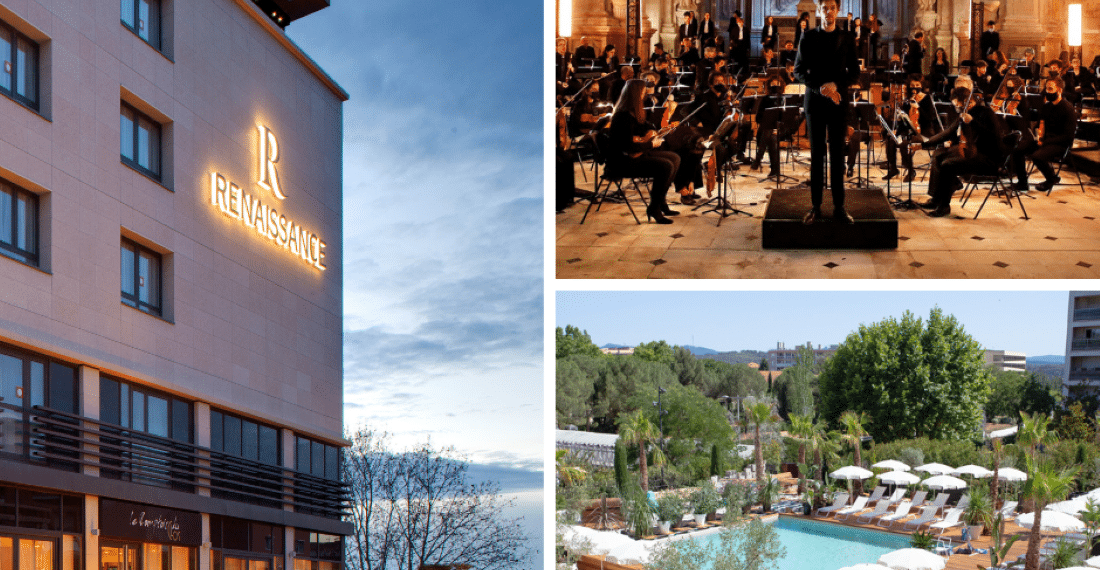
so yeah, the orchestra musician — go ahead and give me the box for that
[608,79,682,223]
[794,15,810,50]
[750,76,787,179]
[794,0,860,224]
[780,40,798,66]
[679,12,699,47]
[700,12,717,47]
[597,45,621,100]
[574,37,596,66]
[695,71,747,179]
[761,47,778,72]
[1066,56,1095,99]
[930,48,950,94]
[904,31,925,75]
[568,81,603,138]
[609,66,635,104]
[781,60,797,85]
[728,11,748,74]
[851,17,867,62]
[762,16,778,51]
[973,60,996,99]
[867,14,881,65]
[914,86,1006,217]
[678,37,701,68]
[884,75,938,182]
[887,53,903,72]
[980,21,1000,61]
[1011,77,1077,192]
[650,43,667,65]
[1022,48,1041,83]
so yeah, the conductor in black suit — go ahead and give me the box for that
[794,0,861,224]
[904,31,925,75]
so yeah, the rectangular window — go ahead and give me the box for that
[120,103,162,180]
[98,376,191,442]
[209,410,281,466]
[121,238,162,316]
[0,21,38,110]
[295,436,340,481]
[121,0,161,50]
[0,179,38,266]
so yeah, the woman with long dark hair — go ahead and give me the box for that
[608,79,681,223]
[930,47,950,94]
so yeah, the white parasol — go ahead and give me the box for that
[839,565,894,570]
[921,475,968,490]
[952,465,994,478]
[872,460,912,472]
[996,467,1028,481]
[1016,510,1086,532]
[915,463,955,475]
[831,466,875,480]
[879,470,922,485]
[878,548,947,570]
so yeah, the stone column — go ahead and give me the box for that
[200,513,212,570]
[84,496,99,570]
[282,428,297,511]
[574,0,627,58]
[79,366,100,478]
[935,0,956,64]
[195,402,211,497]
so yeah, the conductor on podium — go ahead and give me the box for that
[794,0,861,224]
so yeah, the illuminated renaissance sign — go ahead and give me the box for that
[210,125,326,270]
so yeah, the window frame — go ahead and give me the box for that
[120,0,162,51]
[120,237,163,317]
[0,179,38,267]
[294,436,341,482]
[99,375,192,443]
[209,409,282,467]
[120,101,163,181]
[0,20,39,111]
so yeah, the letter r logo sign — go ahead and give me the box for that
[257,125,287,200]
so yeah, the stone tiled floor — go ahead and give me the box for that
[557,151,1100,279]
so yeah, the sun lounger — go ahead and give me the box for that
[902,505,940,531]
[874,488,906,506]
[815,493,850,517]
[833,496,869,520]
[928,508,965,535]
[928,493,950,514]
[911,490,928,507]
[997,501,1017,521]
[865,486,886,504]
[877,500,913,527]
[956,494,971,511]
[856,500,892,524]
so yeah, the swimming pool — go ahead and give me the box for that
[691,516,913,570]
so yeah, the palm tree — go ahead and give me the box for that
[789,414,813,492]
[990,437,1003,509]
[1021,460,1078,570]
[1018,410,1052,462]
[745,401,775,484]
[618,410,663,492]
[839,411,870,496]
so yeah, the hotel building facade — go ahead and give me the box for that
[0,3,349,570]
[1066,292,1100,398]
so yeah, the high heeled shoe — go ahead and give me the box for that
[647,207,673,224]
[661,206,680,216]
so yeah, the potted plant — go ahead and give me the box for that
[622,485,655,538]
[691,482,721,526]
[723,482,751,517]
[758,476,779,513]
[963,484,994,538]
[655,494,684,534]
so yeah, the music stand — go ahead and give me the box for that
[878,113,918,210]
[697,142,754,224]
[849,101,882,190]
[756,106,800,186]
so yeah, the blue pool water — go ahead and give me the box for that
[692,516,912,570]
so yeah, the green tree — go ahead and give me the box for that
[1054,402,1094,442]
[589,356,676,432]
[1021,461,1079,570]
[711,444,722,477]
[985,370,1027,420]
[774,348,815,421]
[613,441,629,493]
[759,358,769,371]
[671,346,707,390]
[839,411,870,496]
[556,325,603,359]
[746,401,777,483]
[634,340,677,366]
[818,308,992,442]
[556,355,598,428]
[618,410,664,492]
[1020,373,1059,418]
[788,414,813,492]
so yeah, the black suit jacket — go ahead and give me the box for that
[728,19,746,50]
[921,102,1004,164]
[904,40,924,74]
[574,45,596,65]
[794,27,860,103]
[761,24,778,48]
[699,19,716,42]
[679,21,699,44]
[980,30,1000,57]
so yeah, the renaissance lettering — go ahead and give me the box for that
[210,125,327,270]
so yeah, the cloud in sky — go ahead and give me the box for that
[286,0,544,479]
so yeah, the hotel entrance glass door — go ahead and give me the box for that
[0,535,56,570]
[101,544,137,570]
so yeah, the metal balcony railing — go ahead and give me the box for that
[19,406,348,519]
[1074,307,1100,321]
[1072,339,1100,350]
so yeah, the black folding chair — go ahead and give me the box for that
[579,132,649,224]
[960,131,1029,220]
